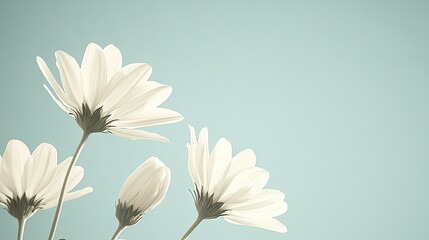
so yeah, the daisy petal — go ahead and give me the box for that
[42,187,93,209]
[101,63,152,113]
[228,149,256,177]
[228,200,287,218]
[81,43,107,109]
[115,108,183,128]
[36,157,72,199]
[218,167,269,203]
[207,138,231,194]
[147,167,170,212]
[196,128,209,187]
[65,166,84,193]
[24,143,57,197]
[103,44,122,81]
[0,156,13,198]
[224,215,287,233]
[55,51,83,106]
[36,56,74,108]
[1,140,30,196]
[43,85,72,114]
[187,125,201,186]
[119,157,160,201]
[110,128,168,142]
[110,82,171,118]
[0,194,7,206]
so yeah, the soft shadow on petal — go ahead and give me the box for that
[36,56,74,108]
[101,63,152,113]
[110,128,168,142]
[224,215,287,233]
[81,43,107,109]
[24,143,57,197]
[103,44,122,81]
[1,140,31,197]
[55,51,84,105]
[116,108,183,128]
[206,138,232,193]
[42,187,93,209]
[187,125,201,187]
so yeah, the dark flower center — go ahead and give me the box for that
[6,193,43,220]
[190,184,228,219]
[73,103,117,134]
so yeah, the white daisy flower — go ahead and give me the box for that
[112,157,170,240]
[182,126,287,239]
[36,42,183,141]
[0,140,92,240]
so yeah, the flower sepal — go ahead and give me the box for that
[74,103,116,134]
[190,184,227,220]
[115,200,144,227]
[6,193,43,220]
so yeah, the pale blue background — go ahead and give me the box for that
[1,0,429,239]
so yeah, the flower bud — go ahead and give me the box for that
[115,157,171,227]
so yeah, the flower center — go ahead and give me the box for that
[191,185,228,219]
[73,103,117,134]
[115,200,144,226]
[6,193,43,220]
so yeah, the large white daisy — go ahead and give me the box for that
[0,139,92,240]
[36,43,183,141]
[182,126,287,239]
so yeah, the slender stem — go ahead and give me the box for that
[111,223,126,240]
[48,131,90,240]
[17,217,26,240]
[181,216,204,240]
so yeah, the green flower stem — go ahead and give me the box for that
[181,215,204,240]
[48,131,91,240]
[111,223,127,240]
[17,217,26,240]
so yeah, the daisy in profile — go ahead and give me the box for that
[0,140,92,240]
[182,126,287,239]
[36,43,183,141]
[36,43,183,240]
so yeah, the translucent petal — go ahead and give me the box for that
[110,128,168,142]
[81,43,107,109]
[218,167,269,203]
[103,44,122,81]
[228,149,256,177]
[1,140,30,196]
[206,138,231,194]
[196,128,209,187]
[42,187,93,209]
[24,143,57,197]
[101,63,152,113]
[55,50,83,106]
[119,157,160,200]
[224,215,287,233]
[115,108,183,128]
[43,84,73,113]
[36,56,75,109]
[187,125,201,187]
[110,82,171,118]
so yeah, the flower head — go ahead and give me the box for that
[186,126,287,233]
[36,43,183,141]
[115,157,170,227]
[0,140,93,220]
